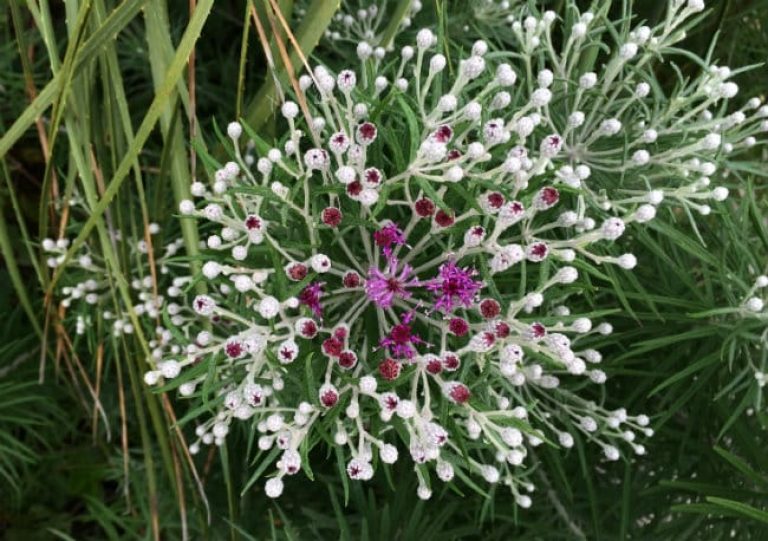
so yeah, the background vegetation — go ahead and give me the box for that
[1,0,767,538]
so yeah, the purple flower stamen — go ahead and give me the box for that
[365,257,419,308]
[426,260,483,313]
[379,311,427,359]
[299,281,325,318]
[373,223,406,257]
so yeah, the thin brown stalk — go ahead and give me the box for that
[54,318,112,440]
[169,420,189,541]
[265,0,315,74]
[262,0,319,145]
[202,446,217,485]
[249,3,286,105]
[115,356,132,509]
[40,300,53,383]
[13,6,61,213]
[57,202,71,240]
[56,341,90,415]
[162,394,211,522]
[91,343,104,440]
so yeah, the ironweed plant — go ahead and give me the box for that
[3,0,768,538]
[136,2,765,504]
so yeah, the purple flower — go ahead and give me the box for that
[379,311,426,359]
[365,258,419,308]
[426,261,483,313]
[299,281,324,318]
[374,223,406,257]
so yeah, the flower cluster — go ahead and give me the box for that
[313,0,423,48]
[134,2,765,504]
[42,226,184,347]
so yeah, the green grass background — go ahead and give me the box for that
[1,0,767,539]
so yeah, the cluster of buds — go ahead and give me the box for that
[308,0,422,49]
[134,0,766,505]
[738,273,768,393]
[470,0,521,28]
[466,1,765,222]
[43,226,184,342]
[144,21,717,504]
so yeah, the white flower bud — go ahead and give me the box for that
[537,69,554,88]
[359,376,377,394]
[159,360,180,379]
[647,190,664,205]
[396,399,416,419]
[190,182,206,197]
[416,28,435,49]
[701,133,721,150]
[356,41,372,60]
[374,76,388,92]
[310,254,331,273]
[617,253,637,269]
[568,111,585,127]
[202,261,221,279]
[496,64,517,86]
[634,204,656,223]
[635,82,650,98]
[481,465,500,483]
[745,297,764,312]
[642,129,658,143]
[603,446,620,461]
[720,82,739,99]
[358,189,379,207]
[711,186,728,201]
[531,88,552,107]
[231,245,248,261]
[227,121,242,140]
[572,317,592,333]
[464,101,482,121]
[597,322,614,335]
[179,382,196,396]
[179,200,195,215]
[436,461,454,482]
[516,495,532,508]
[429,54,447,73]
[472,40,488,56]
[601,217,626,240]
[203,203,223,221]
[558,432,574,448]
[600,118,622,135]
[258,296,280,319]
[579,72,597,89]
[265,478,284,498]
[632,150,650,166]
[445,165,464,182]
[590,369,607,383]
[557,266,579,284]
[620,42,638,60]
[143,370,160,385]
[572,22,587,38]
[380,444,398,464]
[281,101,299,119]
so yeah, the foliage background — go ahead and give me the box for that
[1,0,767,539]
